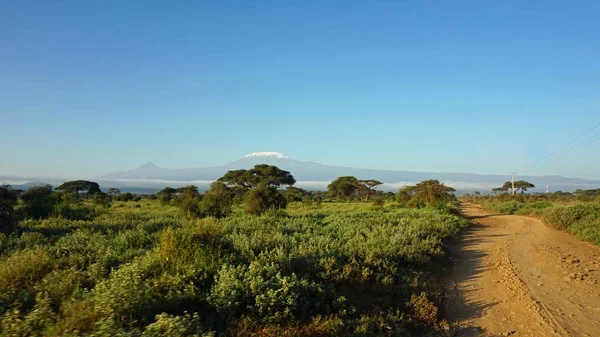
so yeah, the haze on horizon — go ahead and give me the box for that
[1,1,599,180]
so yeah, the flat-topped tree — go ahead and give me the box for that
[218,164,296,190]
[496,180,535,194]
[55,180,101,196]
[358,179,383,200]
[512,180,535,193]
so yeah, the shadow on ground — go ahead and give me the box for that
[444,206,507,336]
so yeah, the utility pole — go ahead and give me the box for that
[511,172,516,195]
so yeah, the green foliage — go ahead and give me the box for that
[283,187,309,203]
[94,192,113,208]
[142,312,214,337]
[210,262,339,322]
[199,182,235,218]
[357,179,383,201]
[55,180,102,196]
[19,185,58,220]
[0,198,467,336]
[372,198,385,207]
[327,176,359,200]
[397,180,456,208]
[218,165,296,190]
[52,202,96,220]
[494,180,535,194]
[174,185,202,219]
[0,186,18,233]
[328,177,384,201]
[244,185,287,215]
[116,192,135,202]
[107,188,122,197]
[465,193,600,245]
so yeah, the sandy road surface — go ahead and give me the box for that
[446,204,600,337]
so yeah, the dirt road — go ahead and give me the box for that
[446,203,600,337]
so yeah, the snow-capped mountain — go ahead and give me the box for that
[99,152,600,192]
[243,152,289,159]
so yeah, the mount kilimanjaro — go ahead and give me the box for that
[100,152,600,193]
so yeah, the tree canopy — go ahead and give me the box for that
[327,176,383,200]
[55,180,101,195]
[357,179,383,200]
[495,181,535,194]
[397,180,456,207]
[327,176,360,200]
[218,164,296,189]
[414,180,456,205]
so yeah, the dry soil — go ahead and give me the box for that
[446,203,600,337]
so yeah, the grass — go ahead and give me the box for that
[464,196,600,246]
[0,200,468,336]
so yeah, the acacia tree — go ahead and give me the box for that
[357,179,383,201]
[218,165,296,190]
[216,165,295,215]
[397,180,456,207]
[55,180,101,196]
[414,180,456,206]
[327,176,359,200]
[492,186,508,194]
[496,181,535,194]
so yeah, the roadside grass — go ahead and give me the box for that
[464,197,600,246]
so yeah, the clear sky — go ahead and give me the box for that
[1,1,599,179]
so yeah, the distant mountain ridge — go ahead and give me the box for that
[101,152,600,193]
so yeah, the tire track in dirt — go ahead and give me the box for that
[445,204,600,337]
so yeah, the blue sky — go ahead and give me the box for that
[1,1,599,179]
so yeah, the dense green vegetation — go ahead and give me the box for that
[463,190,600,245]
[0,169,468,336]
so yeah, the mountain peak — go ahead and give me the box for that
[244,152,289,159]
[140,162,158,169]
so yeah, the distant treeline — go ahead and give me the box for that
[1,165,462,234]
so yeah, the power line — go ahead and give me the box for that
[534,122,600,164]
[553,132,600,160]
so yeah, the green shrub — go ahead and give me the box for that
[0,201,467,335]
[0,186,18,234]
[244,186,287,215]
[142,312,214,337]
[199,182,235,218]
[53,202,96,220]
[0,247,54,312]
[19,185,58,220]
[210,262,341,322]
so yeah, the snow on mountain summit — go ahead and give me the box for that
[243,152,289,159]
